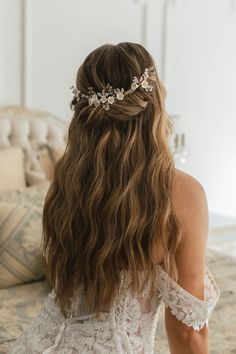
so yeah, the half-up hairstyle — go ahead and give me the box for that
[42,42,182,317]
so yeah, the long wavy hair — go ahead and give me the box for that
[42,42,182,317]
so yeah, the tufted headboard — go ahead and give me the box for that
[0,105,69,185]
[0,106,68,150]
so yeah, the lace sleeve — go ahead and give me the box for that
[157,264,220,331]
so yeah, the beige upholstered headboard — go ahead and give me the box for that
[0,105,68,151]
[0,105,69,185]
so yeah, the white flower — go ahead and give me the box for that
[131,83,138,91]
[88,94,98,106]
[143,68,149,79]
[141,80,149,89]
[71,86,80,98]
[117,92,124,100]
[108,96,115,104]
[100,95,107,103]
[94,100,101,107]
[70,69,154,111]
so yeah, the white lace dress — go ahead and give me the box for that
[9,264,220,354]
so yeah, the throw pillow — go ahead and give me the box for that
[0,202,45,288]
[0,181,50,208]
[38,145,65,181]
[0,147,26,190]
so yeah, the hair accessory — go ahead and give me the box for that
[70,68,154,111]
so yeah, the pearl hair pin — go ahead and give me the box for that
[70,68,154,111]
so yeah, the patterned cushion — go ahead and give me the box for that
[0,181,50,207]
[0,202,46,288]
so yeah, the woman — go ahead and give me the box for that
[10,42,220,354]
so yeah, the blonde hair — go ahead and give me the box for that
[42,42,182,317]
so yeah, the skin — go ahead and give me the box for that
[154,168,209,354]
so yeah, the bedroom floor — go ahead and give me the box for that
[208,213,236,257]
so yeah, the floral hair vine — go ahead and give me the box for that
[70,68,154,111]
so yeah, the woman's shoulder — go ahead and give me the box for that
[159,171,220,333]
[171,168,209,287]
[172,169,209,270]
[172,169,208,226]
[173,169,206,201]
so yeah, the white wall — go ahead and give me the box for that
[163,0,236,217]
[0,0,236,218]
[24,0,151,119]
[0,0,22,104]
[0,0,152,119]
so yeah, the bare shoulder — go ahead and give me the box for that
[172,169,207,207]
[172,169,208,230]
[172,168,209,282]
[173,168,205,191]
[164,169,210,337]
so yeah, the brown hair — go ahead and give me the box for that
[42,42,182,317]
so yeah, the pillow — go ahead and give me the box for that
[38,145,65,181]
[0,180,50,207]
[0,147,26,190]
[24,151,47,186]
[24,145,65,185]
[0,202,45,288]
[37,147,54,181]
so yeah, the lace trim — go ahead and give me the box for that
[9,263,220,353]
[156,264,220,331]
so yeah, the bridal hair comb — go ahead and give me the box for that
[70,68,154,111]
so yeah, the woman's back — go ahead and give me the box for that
[9,170,220,354]
[9,43,220,354]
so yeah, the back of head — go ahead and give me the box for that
[42,42,182,317]
[72,42,165,124]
